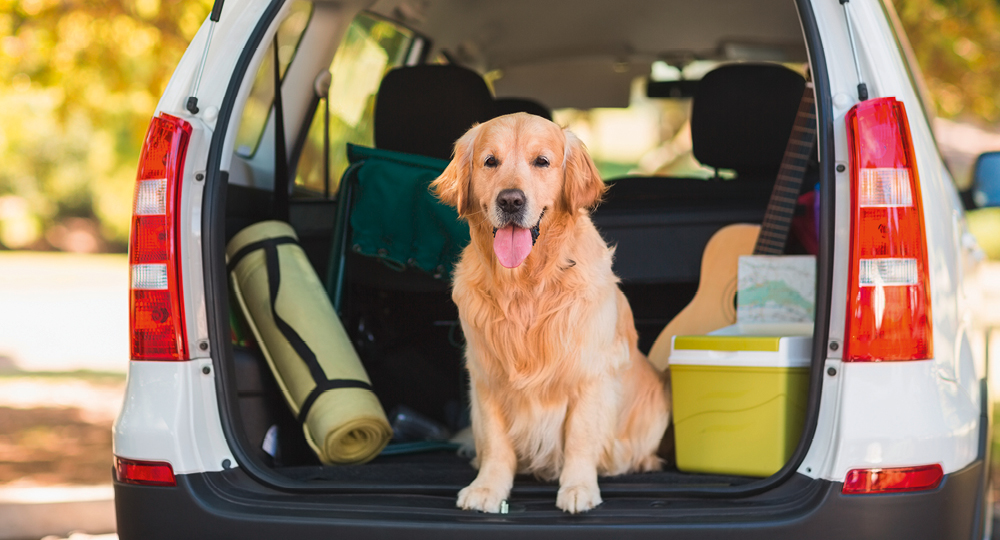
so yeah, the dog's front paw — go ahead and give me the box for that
[457,482,509,513]
[556,483,602,513]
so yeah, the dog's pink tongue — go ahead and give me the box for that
[493,225,533,268]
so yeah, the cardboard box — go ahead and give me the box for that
[737,255,816,335]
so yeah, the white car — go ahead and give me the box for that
[113,0,995,538]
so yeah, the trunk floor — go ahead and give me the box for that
[278,451,756,490]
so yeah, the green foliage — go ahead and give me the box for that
[0,0,211,250]
[892,0,1000,122]
[892,0,1000,259]
[4,0,1000,251]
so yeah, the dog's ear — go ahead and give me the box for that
[562,129,606,211]
[431,123,481,217]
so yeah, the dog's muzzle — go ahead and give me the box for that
[493,209,544,246]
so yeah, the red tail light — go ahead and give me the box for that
[842,464,943,494]
[115,456,177,487]
[844,98,933,361]
[129,113,191,361]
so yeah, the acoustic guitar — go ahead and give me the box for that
[648,83,817,371]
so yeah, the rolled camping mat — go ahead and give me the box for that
[227,221,391,464]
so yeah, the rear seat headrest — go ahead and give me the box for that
[492,97,553,121]
[374,65,495,161]
[691,64,806,179]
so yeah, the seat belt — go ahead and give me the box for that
[272,35,290,222]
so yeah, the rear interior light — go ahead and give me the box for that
[115,456,177,487]
[844,98,933,361]
[842,464,943,494]
[129,114,191,361]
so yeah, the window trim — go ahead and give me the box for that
[287,10,431,198]
[235,1,316,159]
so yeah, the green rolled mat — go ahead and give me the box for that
[227,220,391,465]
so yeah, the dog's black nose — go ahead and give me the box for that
[496,189,526,214]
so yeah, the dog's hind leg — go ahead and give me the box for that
[616,349,670,473]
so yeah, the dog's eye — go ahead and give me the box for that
[484,155,498,168]
[534,156,550,168]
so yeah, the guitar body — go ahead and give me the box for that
[647,224,760,371]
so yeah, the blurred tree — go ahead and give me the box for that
[0,0,211,251]
[893,0,1000,123]
[2,0,1000,251]
[893,0,1000,259]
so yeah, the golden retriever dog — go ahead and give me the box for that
[430,113,670,514]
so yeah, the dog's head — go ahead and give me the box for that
[431,113,605,268]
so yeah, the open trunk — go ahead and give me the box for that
[223,181,771,494]
[204,0,834,502]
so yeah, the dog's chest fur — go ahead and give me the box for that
[459,260,623,385]
[459,278,627,478]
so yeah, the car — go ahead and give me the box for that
[112,0,995,538]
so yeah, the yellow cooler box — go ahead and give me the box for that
[669,332,811,477]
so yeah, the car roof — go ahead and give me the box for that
[365,0,806,108]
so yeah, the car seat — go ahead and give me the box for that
[373,64,495,160]
[690,63,806,183]
[492,97,553,121]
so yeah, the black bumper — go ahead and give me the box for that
[115,459,986,540]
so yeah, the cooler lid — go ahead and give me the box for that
[669,334,811,368]
[674,335,782,352]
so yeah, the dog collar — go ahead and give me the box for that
[530,209,545,245]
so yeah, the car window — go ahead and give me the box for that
[234,1,314,158]
[554,74,721,181]
[293,13,416,196]
[554,60,806,180]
